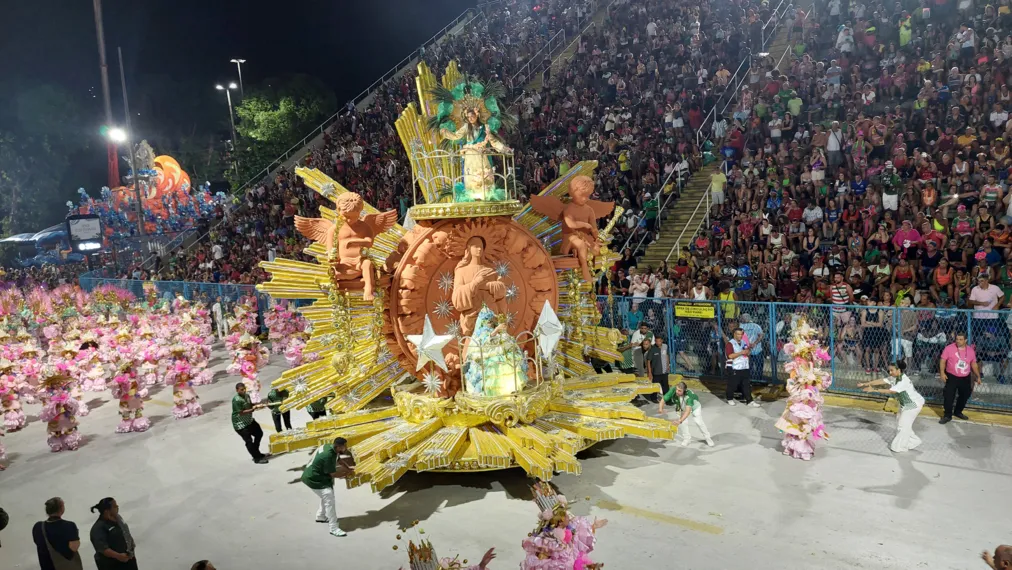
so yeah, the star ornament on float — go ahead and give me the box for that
[406,315,453,372]
[535,300,563,358]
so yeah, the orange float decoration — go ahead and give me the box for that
[106,142,195,233]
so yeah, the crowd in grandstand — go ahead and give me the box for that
[126,0,777,287]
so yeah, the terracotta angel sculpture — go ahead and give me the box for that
[295,192,398,301]
[529,175,614,282]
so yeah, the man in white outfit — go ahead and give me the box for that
[659,382,714,447]
[212,297,227,340]
[858,361,925,452]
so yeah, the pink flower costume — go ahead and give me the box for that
[38,363,83,452]
[774,321,833,461]
[111,362,151,433]
[16,343,45,405]
[228,333,268,403]
[521,482,607,570]
[75,332,107,391]
[167,361,203,419]
[54,342,89,417]
[0,357,26,431]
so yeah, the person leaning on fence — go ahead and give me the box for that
[659,381,714,448]
[725,327,759,407]
[939,332,981,424]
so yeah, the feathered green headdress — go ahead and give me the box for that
[426,75,518,136]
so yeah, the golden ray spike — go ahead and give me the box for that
[351,417,442,463]
[412,426,469,471]
[530,419,585,455]
[368,450,417,492]
[606,417,678,439]
[540,412,625,442]
[551,449,582,475]
[508,441,554,481]
[306,407,400,432]
[416,61,438,117]
[468,425,514,469]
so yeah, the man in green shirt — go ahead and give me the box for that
[232,383,268,464]
[266,387,291,433]
[659,381,714,447]
[307,396,330,420]
[302,437,353,537]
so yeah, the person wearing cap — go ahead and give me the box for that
[881,162,900,211]
[892,219,922,259]
[739,313,765,381]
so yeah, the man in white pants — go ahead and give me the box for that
[659,382,714,447]
[300,436,354,537]
[859,361,925,452]
[212,297,227,339]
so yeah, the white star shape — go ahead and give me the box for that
[421,371,442,394]
[405,315,452,372]
[505,283,519,303]
[433,299,454,319]
[437,272,454,293]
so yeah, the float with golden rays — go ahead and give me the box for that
[257,61,674,493]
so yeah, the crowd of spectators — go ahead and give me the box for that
[130,0,780,287]
[599,0,1012,385]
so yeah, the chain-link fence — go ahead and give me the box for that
[598,296,1012,412]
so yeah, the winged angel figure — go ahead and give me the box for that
[529,175,614,282]
[295,192,398,301]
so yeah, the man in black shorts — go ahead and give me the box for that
[33,497,83,570]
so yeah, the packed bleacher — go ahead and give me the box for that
[128,0,779,286]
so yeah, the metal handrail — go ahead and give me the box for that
[670,6,796,263]
[508,29,567,91]
[695,0,791,147]
[618,168,683,255]
[668,181,712,262]
[227,8,483,198]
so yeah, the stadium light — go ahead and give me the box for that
[107,127,128,143]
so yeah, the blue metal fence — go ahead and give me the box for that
[596,296,1012,412]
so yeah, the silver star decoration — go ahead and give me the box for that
[421,371,442,394]
[505,283,519,303]
[443,321,462,339]
[433,299,454,319]
[503,311,516,328]
[494,260,511,278]
[405,315,452,372]
[542,236,553,248]
[293,377,309,394]
[320,183,337,199]
[437,272,454,293]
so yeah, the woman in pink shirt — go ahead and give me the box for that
[938,331,981,424]
[891,220,921,259]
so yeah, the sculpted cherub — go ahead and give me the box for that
[529,175,614,282]
[295,192,398,301]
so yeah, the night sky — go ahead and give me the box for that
[0,0,475,184]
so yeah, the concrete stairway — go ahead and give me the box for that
[637,163,718,267]
[636,17,798,268]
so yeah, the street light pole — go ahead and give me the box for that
[217,83,240,177]
[118,46,144,236]
[230,58,246,98]
[92,0,119,188]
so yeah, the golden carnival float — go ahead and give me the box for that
[258,61,674,492]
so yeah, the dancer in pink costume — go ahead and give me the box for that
[52,342,89,417]
[135,342,162,388]
[38,363,83,452]
[16,340,45,404]
[166,361,203,419]
[521,481,607,570]
[229,333,269,403]
[774,320,833,461]
[179,336,213,385]
[110,362,151,433]
[0,356,26,431]
[75,332,107,391]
